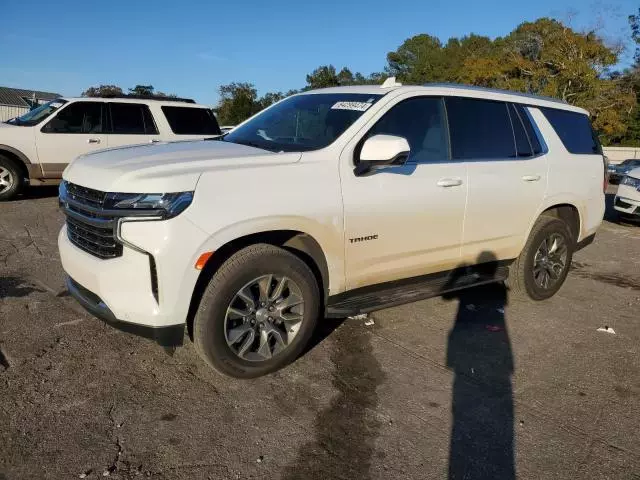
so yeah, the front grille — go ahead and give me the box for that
[63,183,123,259]
[66,182,107,208]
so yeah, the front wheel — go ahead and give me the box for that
[0,155,24,201]
[507,215,574,301]
[193,244,320,378]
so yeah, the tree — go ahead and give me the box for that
[128,85,155,96]
[82,85,123,97]
[305,65,341,89]
[215,83,262,125]
[304,65,386,89]
[630,8,640,64]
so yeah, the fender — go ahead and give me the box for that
[190,215,346,295]
[522,192,584,249]
[0,144,32,164]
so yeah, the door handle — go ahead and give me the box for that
[87,138,101,144]
[437,178,463,187]
[149,139,160,143]
[522,175,541,182]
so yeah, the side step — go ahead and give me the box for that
[326,263,510,318]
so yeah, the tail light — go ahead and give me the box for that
[603,155,609,193]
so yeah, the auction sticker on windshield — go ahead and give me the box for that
[331,101,373,112]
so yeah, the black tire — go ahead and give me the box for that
[193,244,320,378]
[0,154,24,201]
[507,215,574,301]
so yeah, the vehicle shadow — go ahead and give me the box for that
[443,252,515,480]
[604,192,618,223]
[11,185,59,201]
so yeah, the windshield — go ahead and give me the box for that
[621,160,640,168]
[7,99,67,126]
[223,93,383,152]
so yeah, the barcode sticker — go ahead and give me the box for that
[331,101,373,112]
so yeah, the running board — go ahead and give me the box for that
[326,263,511,318]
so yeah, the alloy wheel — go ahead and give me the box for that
[0,167,14,193]
[224,274,305,362]
[533,233,568,289]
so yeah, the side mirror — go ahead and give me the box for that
[354,134,410,176]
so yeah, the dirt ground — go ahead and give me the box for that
[1,186,639,480]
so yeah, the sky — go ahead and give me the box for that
[0,0,637,106]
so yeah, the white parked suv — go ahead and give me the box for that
[58,81,606,378]
[614,167,640,221]
[0,95,221,200]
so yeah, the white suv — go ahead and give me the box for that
[0,96,220,200]
[58,81,606,378]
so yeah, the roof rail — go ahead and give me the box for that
[424,83,568,105]
[92,94,196,104]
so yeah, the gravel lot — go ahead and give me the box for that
[1,186,640,480]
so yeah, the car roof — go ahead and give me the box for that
[302,83,589,115]
[59,97,210,108]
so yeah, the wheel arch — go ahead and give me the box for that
[0,145,31,181]
[185,229,331,339]
[539,203,581,243]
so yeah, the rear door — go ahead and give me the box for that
[105,102,160,148]
[448,97,548,263]
[160,106,221,140]
[35,101,106,177]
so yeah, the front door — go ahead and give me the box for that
[340,96,468,290]
[35,101,106,177]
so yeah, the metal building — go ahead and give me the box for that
[0,86,61,122]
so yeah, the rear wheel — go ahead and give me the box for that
[507,215,574,301]
[0,155,24,201]
[193,244,320,378]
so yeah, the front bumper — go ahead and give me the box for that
[613,186,640,218]
[66,276,184,346]
[58,213,210,341]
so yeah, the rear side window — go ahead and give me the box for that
[445,97,515,159]
[109,103,158,135]
[540,108,601,155]
[161,107,221,135]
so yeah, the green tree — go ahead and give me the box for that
[128,85,155,96]
[305,65,341,89]
[630,8,640,63]
[215,83,262,125]
[81,85,123,97]
[457,18,635,143]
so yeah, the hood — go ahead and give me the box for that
[63,140,302,192]
[628,166,640,180]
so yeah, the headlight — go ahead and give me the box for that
[621,175,640,189]
[104,191,194,219]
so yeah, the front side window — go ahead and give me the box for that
[364,96,449,163]
[9,99,67,127]
[223,93,383,152]
[42,101,103,134]
[446,97,515,160]
[540,108,601,155]
[162,106,221,135]
[109,103,158,134]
